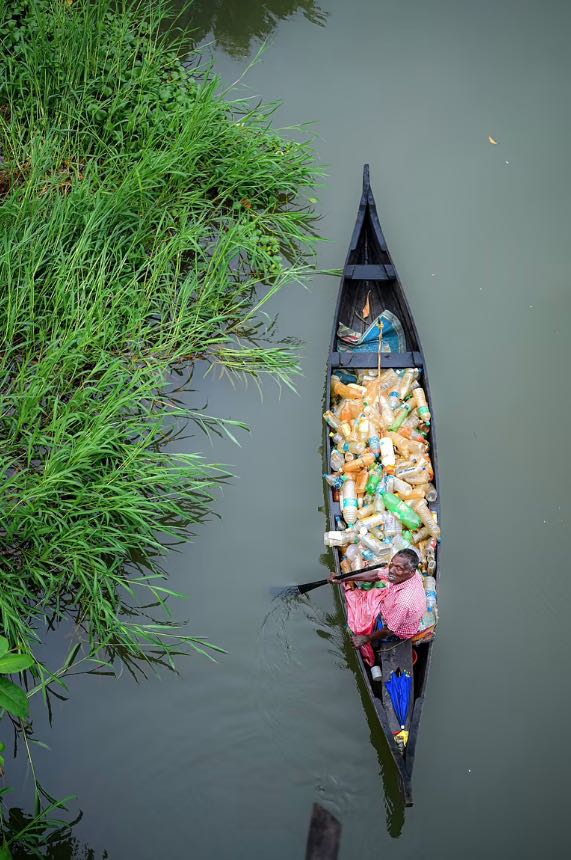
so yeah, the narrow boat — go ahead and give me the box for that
[325,165,440,806]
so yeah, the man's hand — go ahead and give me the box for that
[351,633,370,648]
[328,572,341,584]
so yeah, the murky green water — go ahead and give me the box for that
[15,0,571,856]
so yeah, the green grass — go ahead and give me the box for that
[0,0,321,673]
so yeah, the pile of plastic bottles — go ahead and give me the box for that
[323,367,439,633]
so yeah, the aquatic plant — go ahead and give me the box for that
[0,5,322,832]
[0,0,319,662]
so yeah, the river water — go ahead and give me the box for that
[15,0,571,857]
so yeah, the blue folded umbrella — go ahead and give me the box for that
[385,669,412,729]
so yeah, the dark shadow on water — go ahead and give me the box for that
[262,588,406,837]
[175,0,328,58]
[4,806,107,859]
[326,593,406,838]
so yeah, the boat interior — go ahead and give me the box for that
[336,208,420,354]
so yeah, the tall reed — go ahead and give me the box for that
[0,0,321,670]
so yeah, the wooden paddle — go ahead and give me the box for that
[274,560,389,598]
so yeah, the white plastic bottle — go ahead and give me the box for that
[324,530,355,547]
[342,478,358,525]
[379,436,396,473]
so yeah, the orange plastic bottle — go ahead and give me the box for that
[331,376,367,400]
[342,452,376,473]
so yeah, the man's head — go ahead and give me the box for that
[387,548,419,584]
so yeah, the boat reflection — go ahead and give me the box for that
[324,591,406,838]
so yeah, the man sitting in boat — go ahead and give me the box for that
[328,549,426,662]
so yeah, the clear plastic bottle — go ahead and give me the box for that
[423,575,437,610]
[395,461,431,485]
[412,387,431,425]
[323,410,341,431]
[379,436,396,473]
[425,483,438,502]
[382,512,402,537]
[388,389,401,411]
[412,526,432,544]
[356,503,376,520]
[402,409,420,431]
[341,478,358,525]
[360,533,393,563]
[425,539,438,573]
[376,395,394,431]
[339,421,356,440]
[378,368,400,396]
[359,529,385,555]
[330,449,345,472]
[418,607,437,632]
[339,440,367,455]
[359,512,385,529]
[392,476,414,498]
[356,415,371,442]
[392,534,412,553]
[345,542,365,571]
[367,431,381,456]
[412,499,441,538]
[374,489,386,512]
[397,368,419,400]
[379,474,395,494]
[406,485,428,501]
[323,472,347,489]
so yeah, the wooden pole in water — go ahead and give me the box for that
[305,803,342,860]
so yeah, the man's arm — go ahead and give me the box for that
[328,571,384,584]
[351,626,395,647]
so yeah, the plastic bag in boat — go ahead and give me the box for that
[337,310,406,353]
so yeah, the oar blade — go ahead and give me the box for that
[270,585,301,599]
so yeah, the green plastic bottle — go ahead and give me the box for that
[380,492,422,530]
[365,466,383,496]
[389,401,413,432]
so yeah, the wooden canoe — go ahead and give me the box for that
[325,165,440,806]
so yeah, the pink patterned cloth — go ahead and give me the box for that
[377,571,427,640]
[343,572,427,665]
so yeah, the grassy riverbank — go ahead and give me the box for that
[0,0,319,793]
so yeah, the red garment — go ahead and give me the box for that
[343,586,386,666]
[378,571,426,639]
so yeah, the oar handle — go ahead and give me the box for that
[296,560,389,596]
[332,559,389,581]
